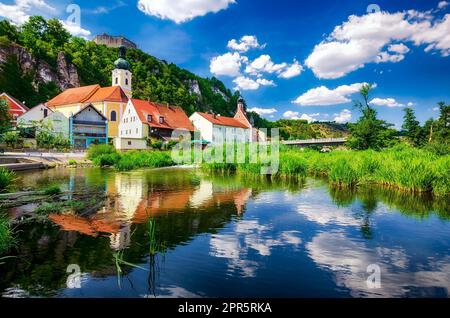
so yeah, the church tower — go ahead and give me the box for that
[112,46,132,98]
[234,97,252,128]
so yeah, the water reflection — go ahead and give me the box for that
[0,168,449,298]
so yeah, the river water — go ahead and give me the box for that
[1,167,449,298]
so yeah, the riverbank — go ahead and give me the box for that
[203,145,450,197]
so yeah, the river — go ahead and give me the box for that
[1,167,449,298]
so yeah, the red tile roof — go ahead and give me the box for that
[46,85,129,107]
[85,86,129,104]
[0,93,29,113]
[46,85,99,107]
[131,99,195,131]
[196,112,250,129]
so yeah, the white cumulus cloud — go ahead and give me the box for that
[233,76,275,91]
[137,0,236,24]
[247,107,278,116]
[293,83,367,106]
[227,35,265,52]
[245,54,287,76]
[333,109,352,123]
[305,9,450,79]
[370,98,405,108]
[278,60,304,79]
[210,52,247,77]
[283,111,320,122]
[0,0,55,25]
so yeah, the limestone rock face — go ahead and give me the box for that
[213,86,230,102]
[0,43,80,90]
[188,79,201,96]
[56,51,80,89]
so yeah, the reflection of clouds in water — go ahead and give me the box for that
[141,286,201,298]
[210,220,302,277]
[296,188,362,227]
[306,231,450,297]
[2,286,31,298]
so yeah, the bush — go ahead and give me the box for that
[36,131,70,150]
[0,168,15,192]
[165,140,179,150]
[2,131,20,148]
[151,140,163,150]
[93,153,121,167]
[68,159,77,166]
[87,144,117,161]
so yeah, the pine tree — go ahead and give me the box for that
[402,108,425,147]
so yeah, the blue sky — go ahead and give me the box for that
[1,0,449,128]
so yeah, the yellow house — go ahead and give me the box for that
[46,46,132,139]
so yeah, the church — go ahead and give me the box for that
[46,46,132,139]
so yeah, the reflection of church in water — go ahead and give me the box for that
[50,172,252,251]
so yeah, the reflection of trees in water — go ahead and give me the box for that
[328,184,450,239]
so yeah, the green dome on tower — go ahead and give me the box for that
[114,46,131,70]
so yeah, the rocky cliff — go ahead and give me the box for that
[0,43,79,91]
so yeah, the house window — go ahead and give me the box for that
[136,128,138,134]
[159,116,164,124]
[128,141,132,146]
[43,109,48,118]
[115,78,118,85]
[147,115,152,122]
[110,111,117,121]
[125,78,129,86]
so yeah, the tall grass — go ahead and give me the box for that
[0,168,15,192]
[0,213,15,255]
[202,144,450,196]
[88,144,175,171]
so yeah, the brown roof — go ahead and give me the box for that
[85,86,129,104]
[46,85,129,107]
[196,112,249,129]
[131,99,195,131]
[49,214,121,237]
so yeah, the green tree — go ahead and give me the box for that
[402,108,425,146]
[0,54,37,106]
[0,99,12,135]
[347,84,397,150]
[434,102,450,142]
[0,20,19,43]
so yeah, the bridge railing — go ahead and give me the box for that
[282,138,347,145]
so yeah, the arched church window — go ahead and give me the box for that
[125,78,129,86]
[110,111,117,122]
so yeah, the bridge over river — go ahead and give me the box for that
[282,138,347,148]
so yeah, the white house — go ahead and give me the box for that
[190,98,263,144]
[17,104,53,127]
[115,99,195,150]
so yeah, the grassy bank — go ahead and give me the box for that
[203,145,450,197]
[88,144,175,171]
